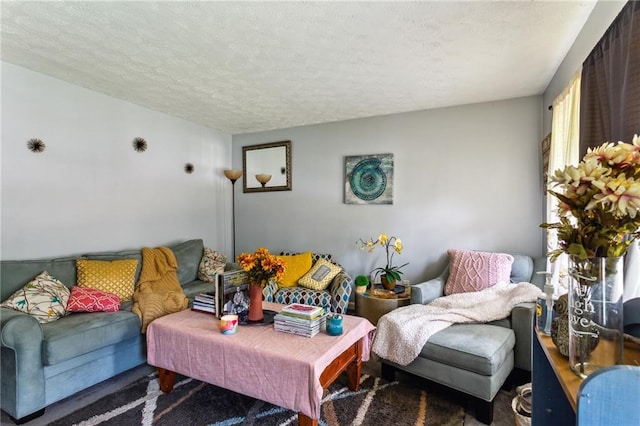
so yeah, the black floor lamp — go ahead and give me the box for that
[223,169,243,260]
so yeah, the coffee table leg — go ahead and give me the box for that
[346,338,363,391]
[298,413,318,426]
[158,368,175,393]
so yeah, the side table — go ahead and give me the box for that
[532,327,640,425]
[355,286,410,325]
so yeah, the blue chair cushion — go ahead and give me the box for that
[420,323,515,376]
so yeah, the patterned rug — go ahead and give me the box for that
[49,371,466,426]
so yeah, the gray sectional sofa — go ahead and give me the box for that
[380,253,546,425]
[0,238,217,424]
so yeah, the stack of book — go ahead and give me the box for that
[274,303,326,337]
[192,292,215,314]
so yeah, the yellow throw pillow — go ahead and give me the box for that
[76,258,138,301]
[298,258,341,291]
[276,252,313,288]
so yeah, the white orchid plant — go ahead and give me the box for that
[541,134,640,260]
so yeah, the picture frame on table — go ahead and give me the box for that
[215,269,249,319]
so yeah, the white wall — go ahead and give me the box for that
[1,62,233,260]
[232,96,544,284]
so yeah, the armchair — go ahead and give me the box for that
[380,251,545,425]
[263,252,352,314]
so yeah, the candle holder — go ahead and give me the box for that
[326,314,343,336]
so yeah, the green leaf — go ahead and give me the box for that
[566,243,588,260]
[387,270,402,282]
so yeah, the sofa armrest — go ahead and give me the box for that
[411,264,449,305]
[329,271,352,314]
[0,308,46,419]
[511,301,536,371]
[411,278,446,305]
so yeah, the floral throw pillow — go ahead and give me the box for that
[444,249,514,296]
[198,247,227,282]
[0,271,70,323]
[66,286,120,312]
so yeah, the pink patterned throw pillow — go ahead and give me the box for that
[444,249,514,295]
[66,286,120,312]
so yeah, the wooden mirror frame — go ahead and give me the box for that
[242,140,292,193]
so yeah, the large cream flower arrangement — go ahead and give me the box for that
[541,135,640,260]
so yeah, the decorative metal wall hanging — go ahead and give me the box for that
[184,163,195,174]
[345,153,394,204]
[27,138,46,153]
[132,137,148,152]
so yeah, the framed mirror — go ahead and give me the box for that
[243,140,292,193]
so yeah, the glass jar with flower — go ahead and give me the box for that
[237,247,286,322]
[356,233,408,290]
[541,134,640,378]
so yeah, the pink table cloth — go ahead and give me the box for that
[146,303,376,419]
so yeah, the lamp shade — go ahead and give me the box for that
[255,174,272,185]
[224,169,243,181]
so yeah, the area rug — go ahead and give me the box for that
[49,371,466,426]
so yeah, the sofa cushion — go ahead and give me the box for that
[273,286,332,311]
[197,247,227,283]
[182,280,216,303]
[0,271,71,323]
[76,258,138,301]
[41,310,141,365]
[298,258,341,290]
[170,239,204,285]
[0,257,76,301]
[420,323,515,376]
[66,286,120,312]
[280,252,336,266]
[276,252,313,288]
[82,249,143,285]
[444,249,514,295]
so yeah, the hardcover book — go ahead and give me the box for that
[281,303,324,319]
[215,269,249,319]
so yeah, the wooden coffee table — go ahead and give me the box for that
[146,302,376,426]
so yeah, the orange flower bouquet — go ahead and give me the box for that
[237,247,286,288]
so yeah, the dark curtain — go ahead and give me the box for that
[579,0,640,156]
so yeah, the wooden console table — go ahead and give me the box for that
[532,329,640,425]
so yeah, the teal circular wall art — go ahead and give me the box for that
[345,153,394,204]
[349,158,387,201]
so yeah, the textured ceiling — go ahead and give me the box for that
[1,1,597,134]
